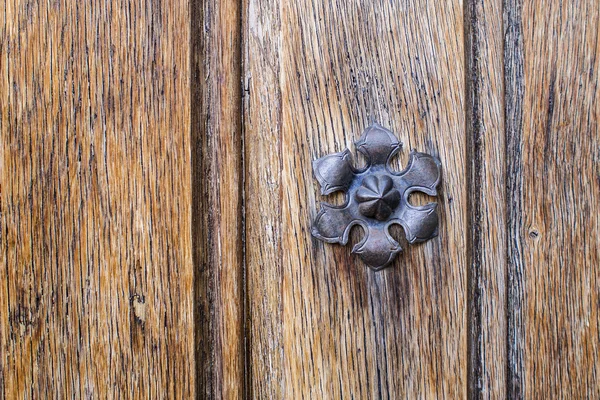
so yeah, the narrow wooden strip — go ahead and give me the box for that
[191,0,245,397]
[0,0,194,397]
[242,0,284,397]
[466,0,507,397]
[503,0,526,397]
[465,0,485,392]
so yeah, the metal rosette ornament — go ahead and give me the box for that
[312,123,442,270]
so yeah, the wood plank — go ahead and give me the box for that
[465,0,507,397]
[509,0,600,396]
[504,0,526,396]
[0,0,194,397]
[245,0,468,397]
[191,0,245,397]
[243,0,283,397]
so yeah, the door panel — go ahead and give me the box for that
[245,0,468,397]
[1,1,194,398]
[514,1,600,396]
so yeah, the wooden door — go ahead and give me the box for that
[2,0,598,399]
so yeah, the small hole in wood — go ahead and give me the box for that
[388,223,409,250]
[353,149,368,170]
[407,191,436,207]
[388,147,410,173]
[320,190,346,206]
[348,223,366,249]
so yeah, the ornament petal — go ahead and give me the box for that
[398,203,439,243]
[352,226,402,270]
[397,151,442,195]
[355,124,402,165]
[312,203,356,244]
[312,149,355,195]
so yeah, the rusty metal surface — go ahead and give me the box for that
[312,123,442,270]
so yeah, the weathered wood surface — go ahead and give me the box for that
[466,0,507,397]
[2,0,599,398]
[245,0,468,398]
[507,0,600,397]
[191,0,245,397]
[0,0,194,398]
[243,0,283,397]
[504,0,527,397]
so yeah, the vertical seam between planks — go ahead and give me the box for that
[239,0,249,397]
[190,0,209,396]
[241,1,250,398]
[234,0,247,395]
[503,0,525,397]
[465,0,484,398]
[191,0,246,396]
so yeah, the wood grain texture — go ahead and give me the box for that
[504,0,526,396]
[191,0,245,397]
[243,0,283,397]
[245,0,468,397]
[466,0,507,397]
[514,0,600,397]
[3,0,598,397]
[0,0,194,398]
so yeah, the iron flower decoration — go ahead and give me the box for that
[311,123,442,270]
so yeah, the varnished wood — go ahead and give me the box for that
[509,0,600,396]
[191,0,245,397]
[245,0,468,397]
[0,0,194,397]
